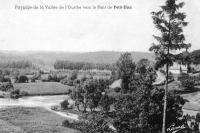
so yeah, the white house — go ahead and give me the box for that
[169,63,187,74]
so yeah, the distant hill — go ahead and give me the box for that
[0,51,154,69]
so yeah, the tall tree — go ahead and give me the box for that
[136,58,151,74]
[149,0,191,132]
[116,52,136,93]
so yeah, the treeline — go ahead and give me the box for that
[54,60,115,70]
[190,49,200,65]
[0,60,33,69]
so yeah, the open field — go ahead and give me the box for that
[13,82,73,96]
[0,107,77,133]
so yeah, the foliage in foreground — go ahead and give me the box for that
[63,53,187,133]
[62,114,115,133]
[71,78,110,112]
[178,73,195,90]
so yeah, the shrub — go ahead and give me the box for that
[51,105,61,111]
[114,87,121,93]
[73,79,80,86]
[0,76,11,82]
[60,99,69,110]
[71,71,78,81]
[62,120,74,128]
[0,82,14,92]
[60,77,68,84]
[67,89,72,94]
[67,80,73,86]
[60,77,74,86]
[17,75,28,83]
[181,78,195,90]
[178,73,195,90]
[10,89,21,99]
[20,91,29,96]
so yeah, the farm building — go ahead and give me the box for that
[169,63,187,74]
[109,79,122,89]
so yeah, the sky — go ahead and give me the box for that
[0,0,200,52]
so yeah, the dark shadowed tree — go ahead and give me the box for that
[190,49,200,65]
[116,52,136,93]
[149,0,191,132]
[136,58,151,74]
[113,66,185,133]
[177,50,191,73]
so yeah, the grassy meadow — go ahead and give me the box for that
[13,82,73,96]
[0,107,77,133]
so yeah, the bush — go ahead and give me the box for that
[181,78,195,90]
[0,76,11,82]
[60,99,69,110]
[73,79,80,86]
[60,77,74,86]
[10,89,21,99]
[20,91,29,96]
[17,75,28,83]
[51,105,61,111]
[178,73,195,90]
[71,71,78,81]
[60,77,68,84]
[67,89,72,94]
[62,120,74,128]
[0,82,14,92]
[67,80,73,86]
[114,87,121,93]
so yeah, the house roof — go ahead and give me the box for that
[110,79,122,89]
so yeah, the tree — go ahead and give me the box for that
[71,84,84,112]
[136,58,151,74]
[116,52,136,93]
[71,79,110,112]
[17,75,29,83]
[149,0,191,132]
[112,67,185,133]
[99,93,114,113]
[190,49,200,65]
[177,51,192,73]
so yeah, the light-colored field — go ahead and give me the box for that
[0,107,77,133]
[0,95,78,120]
[13,82,72,95]
[182,91,200,116]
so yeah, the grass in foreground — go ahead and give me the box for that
[0,107,77,133]
[13,82,73,96]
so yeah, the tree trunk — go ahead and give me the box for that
[162,62,169,133]
[76,104,80,112]
[180,65,182,73]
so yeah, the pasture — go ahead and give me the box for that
[0,107,77,133]
[13,82,72,96]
